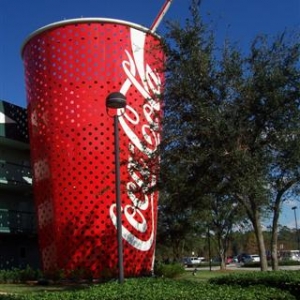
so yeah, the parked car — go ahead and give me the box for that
[237,253,249,263]
[279,250,300,262]
[198,257,206,263]
[182,257,204,267]
[243,254,260,264]
[210,256,234,264]
[211,256,221,263]
[226,256,233,264]
[232,256,238,263]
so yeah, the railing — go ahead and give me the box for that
[0,209,37,234]
[0,161,32,187]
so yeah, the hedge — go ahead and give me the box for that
[209,270,300,298]
[0,277,296,300]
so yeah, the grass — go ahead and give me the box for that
[0,282,90,294]
[0,270,249,295]
[178,269,250,282]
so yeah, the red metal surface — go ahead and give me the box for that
[22,19,164,278]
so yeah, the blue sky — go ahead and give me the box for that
[0,0,299,227]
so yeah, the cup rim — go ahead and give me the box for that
[21,17,160,58]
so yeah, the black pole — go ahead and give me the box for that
[114,114,124,284]
[292,207,300,251]
[207,226,211,271]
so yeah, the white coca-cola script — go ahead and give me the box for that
[109,28,162,251]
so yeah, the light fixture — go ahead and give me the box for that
[106,92,126,284]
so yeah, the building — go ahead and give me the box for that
[0,100,39,269]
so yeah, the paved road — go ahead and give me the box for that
[187,263,300,272]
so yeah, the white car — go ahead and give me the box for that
[182,257,204,266]
[243,254,260,263]
[279,250,300,262]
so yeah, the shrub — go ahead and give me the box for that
[1,278,296,300]
[242,262,261,268]
[67,267,93,282]
[209,270,300,298]
[43,268,65,282]
[19,266,42,282]
[154,263,185,278]
[0,266,41,283]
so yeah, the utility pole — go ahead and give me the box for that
[292,206,300,251]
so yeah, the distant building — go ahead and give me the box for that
[0,100,40,269]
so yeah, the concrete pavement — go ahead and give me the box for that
[186,263,300,272]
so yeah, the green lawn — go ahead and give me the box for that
[0,282,90,294]
[0,272,296,300]
[178,269,250,282]
[0,270,248,294]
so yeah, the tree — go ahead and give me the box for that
[236,33,300,270]
[278,225,296,250]
[209,195,241,270]
[162,0,269,270]
[161,0,300,271]
[156,190,202,261]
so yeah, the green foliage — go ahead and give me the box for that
[154,263,185,278]
[0,269,18,283]
[279,260,300,266]
[242,262,261,268]
[159,0,300,270]
[0,267,41,283]
[242,260,300,268]
[0,277,296,300]
[67,267,93,282]
[19,266,42,283]
[209,270,300,298]
[44,269,65,282]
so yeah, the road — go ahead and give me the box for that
[186,263,300,272]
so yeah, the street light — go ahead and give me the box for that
[291,206,300,251]
[106,92,127,284]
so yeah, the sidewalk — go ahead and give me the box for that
[186,263,300,272]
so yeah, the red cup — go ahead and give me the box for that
[21,18,164,278]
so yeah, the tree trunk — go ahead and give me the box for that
[220,257,226,270]
[271,188,292,271]
[252,211,268,271]
[216,230,227,270]
[271,204,280,271]
[173,239,183,262]
[237,194,268,271]
[219,247,226,270]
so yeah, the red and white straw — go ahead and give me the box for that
[150,0,173,32]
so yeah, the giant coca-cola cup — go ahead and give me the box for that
[21,18,164,278]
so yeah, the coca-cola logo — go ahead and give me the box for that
[109,28,162,251]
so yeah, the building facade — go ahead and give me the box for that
[0,100,40,269]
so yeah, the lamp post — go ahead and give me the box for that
[207,226,212,272]
[106,92,127,284]
[292,206,300,251]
